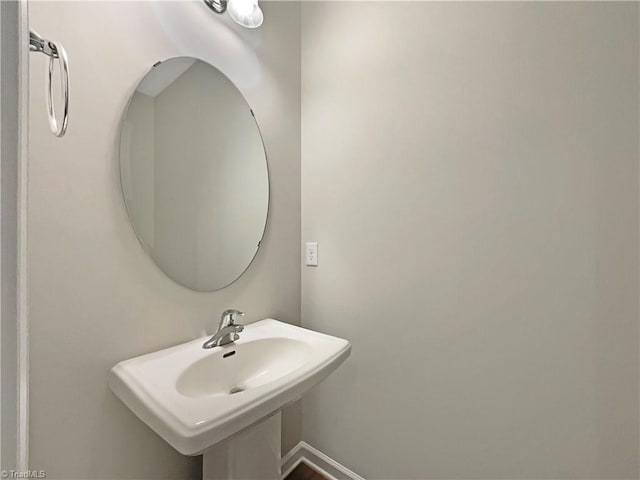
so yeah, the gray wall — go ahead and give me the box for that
[301,2,639,479]
[28,1,300,479]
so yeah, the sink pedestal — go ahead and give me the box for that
[203,412,281,480]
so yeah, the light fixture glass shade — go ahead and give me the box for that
[227,0,263,28]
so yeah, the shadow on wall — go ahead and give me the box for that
[151,0,263,90]
[150,0,287,165]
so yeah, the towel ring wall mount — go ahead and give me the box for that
[29,30,69,138]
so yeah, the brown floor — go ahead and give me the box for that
[284,462,328,480]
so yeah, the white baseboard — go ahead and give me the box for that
[281,441,365,480]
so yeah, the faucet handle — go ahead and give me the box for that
[221,309,244,326]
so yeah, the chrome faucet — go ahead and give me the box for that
[203,309,245,349]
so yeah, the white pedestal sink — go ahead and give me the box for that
[109,319,351,478]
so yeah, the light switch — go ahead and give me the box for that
[305,242,318,266]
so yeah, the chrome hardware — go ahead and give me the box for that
[29,30,58,58]
[204,0,227,13]
[203,309,245,349]
[29,30,70,137]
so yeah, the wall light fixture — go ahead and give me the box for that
[204,0,264,28]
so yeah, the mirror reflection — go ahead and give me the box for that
[120,57,269,291]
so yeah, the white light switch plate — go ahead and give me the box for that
[305,242,318,266]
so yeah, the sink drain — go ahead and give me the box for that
[229,386,245,395]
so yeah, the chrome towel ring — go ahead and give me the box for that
[29,30,69,137]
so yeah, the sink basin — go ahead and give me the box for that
[108,319,350,455]
[176,338,312,398]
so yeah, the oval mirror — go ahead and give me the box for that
[119,57,269,291]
